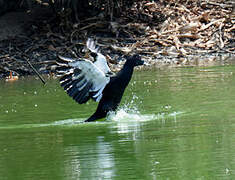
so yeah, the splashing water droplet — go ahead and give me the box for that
[164,105,172,109]
[225,168,230,174]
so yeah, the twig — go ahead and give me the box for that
[32,61,56,65]
[0,54,10,59]
[199,18,225,32]
[207,2,233,8]
[79,21,107,31]
[24,56,46,85]
[219,23,224,49]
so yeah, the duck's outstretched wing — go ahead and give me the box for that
[86,38,113,75]
[56,55,110,104]
[86,38,100,54]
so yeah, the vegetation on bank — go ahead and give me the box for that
[0,0,234,78]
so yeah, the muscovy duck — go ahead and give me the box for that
[56,40,145,122]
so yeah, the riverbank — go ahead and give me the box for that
[0,0,234,78]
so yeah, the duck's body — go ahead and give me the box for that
[85,60,135,122]
[56,39,144,122]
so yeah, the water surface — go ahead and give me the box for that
[0,65,235,179]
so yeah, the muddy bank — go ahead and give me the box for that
[0,0,234,79]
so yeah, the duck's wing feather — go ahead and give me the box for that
[86,38,100,53]
[56,55,110,104]
[86,38,113,75]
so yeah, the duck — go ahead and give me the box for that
[5,71,19,82]
[56,39,145,122]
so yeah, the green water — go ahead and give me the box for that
[0,65,235,180]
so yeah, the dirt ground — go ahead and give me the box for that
[0,11,31,40]
[0,3,54,40]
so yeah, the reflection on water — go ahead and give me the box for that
[64,136,116,179]
[0,64,235,179]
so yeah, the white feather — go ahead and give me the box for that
[86,38,112,75]
[68,59,110,101]
[86,38,99,53]
[94,53,111,75]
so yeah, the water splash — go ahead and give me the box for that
[107,93,155,122]
[105,96,184,134]
[107,108,156,123]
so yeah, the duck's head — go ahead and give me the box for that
[126,54,145,67]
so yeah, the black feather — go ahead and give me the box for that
[61,75,84,89]
[73,82,92,103]
[60,74,72,82]
[63,78,78,90]
[67,79,87,96]
[56,66,70,72]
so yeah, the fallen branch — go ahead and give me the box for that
[23,55,46,85]
[199,18,225,32]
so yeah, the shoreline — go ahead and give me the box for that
[0,0,234,78]
[2,53,235,81]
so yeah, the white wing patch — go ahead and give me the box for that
[86,38,99,53]
[57,56,110,104]
[86,38,112,75]
[94,53,112,75]
[69,60,110,100]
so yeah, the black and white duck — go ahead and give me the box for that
[56,39,145,122]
